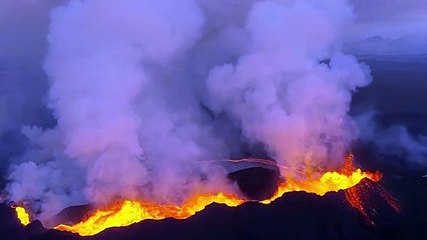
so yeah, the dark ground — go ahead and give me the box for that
[1,173,426,240]
[0,55,426,239]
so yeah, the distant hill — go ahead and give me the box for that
[345,34,427,55]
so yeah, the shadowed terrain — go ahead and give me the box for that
[1,170,426,240]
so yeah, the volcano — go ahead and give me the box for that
[2,171,419,240]
[2,1,427,239]
[8,154,400,239]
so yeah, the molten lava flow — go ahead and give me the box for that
[14,206,30,226]
[18,154,386,236]
[55,192,245,236]
[345,178,401,225]
[261,154,381,204]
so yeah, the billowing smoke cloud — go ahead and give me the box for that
[4,0,372,222]
[44,0,209,205]
[206,0,370,173]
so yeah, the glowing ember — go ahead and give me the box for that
[14,206,30,226]
[16,154,388,236]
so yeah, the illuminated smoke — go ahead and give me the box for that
[205,0,371,173]
[5,0,371,222]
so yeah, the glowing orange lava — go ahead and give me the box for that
[345,177,401,225]
[261,154,381,204]
[55,192,245,236]
[51,154,382,236]
[15,154,385,236]
[13,206,30,226]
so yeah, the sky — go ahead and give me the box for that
[1,1,426,52]
[348,0,427,40]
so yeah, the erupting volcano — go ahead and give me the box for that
[6,0,427,239]
[14,154,396,237]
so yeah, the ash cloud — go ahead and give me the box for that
[3,0,373,222]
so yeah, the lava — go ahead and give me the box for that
[261,154,381,204]
[15,154,387,236]
[55,192,245,236]
[13,206,30,226]
[345,178,401,225]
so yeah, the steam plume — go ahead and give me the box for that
[5,0,372,222]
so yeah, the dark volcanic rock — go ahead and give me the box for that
[228,167,280,200]
[1,174,427,240]
[46,204,92,228]
[88,191,386,240]
[0,203,25,240]
[25,220,47,236]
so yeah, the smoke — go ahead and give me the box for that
[0,1,64,176]
[356,112,427,165]
[205,0,370,173]
[4,0,372,222]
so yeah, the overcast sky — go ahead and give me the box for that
[349,0,427,40]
